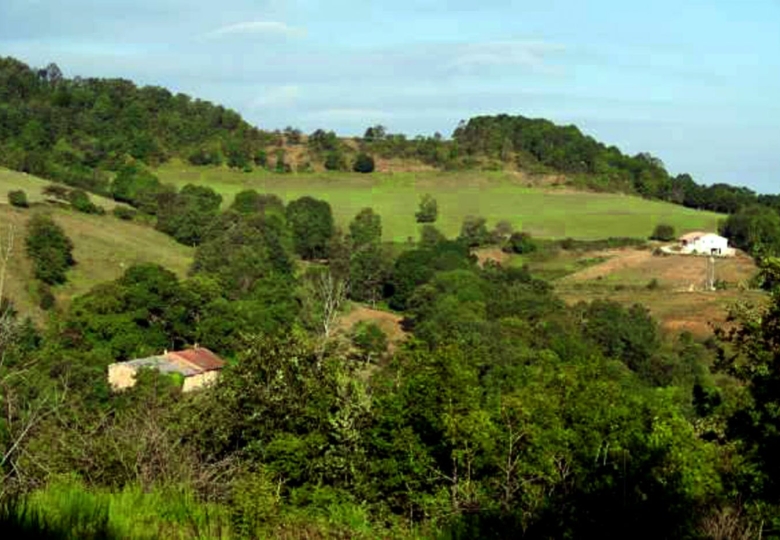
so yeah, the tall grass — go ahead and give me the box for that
[1,478,230,540]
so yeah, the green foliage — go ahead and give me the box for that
[458,215,489,247]
[419,224,446,248]
[650,223,676,241]
[230,190,284,216]
[414,194,438,223]
[7,189,28,208]
[324,151,347,171]
[352,152,375,173]
[348,208,385,303]
[111,206,136,221]
[504,231,537,254]
[68,189,104,214]
[350,322,388,363]
[193,211,294,298]
[25,214,75,285]
[155,184,223,246]
[286,196,334,260]
[0,57,269,196]
[720,205,780,256]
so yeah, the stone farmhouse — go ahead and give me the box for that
[108,347,225,393]
[678,232,733,256]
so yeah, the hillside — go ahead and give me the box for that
[0,169,193,317]
[157,163,724,242]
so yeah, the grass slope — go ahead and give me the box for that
[0,176,193,318]
[157,163,724,242]
[0,167,123,209]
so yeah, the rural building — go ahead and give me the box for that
[108,347,225,393]
[678,232,732,256]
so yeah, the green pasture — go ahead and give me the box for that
[156,163,724,242]
[0,201,193,319]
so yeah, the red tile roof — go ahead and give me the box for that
[167,348,225,373]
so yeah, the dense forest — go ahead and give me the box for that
[4,56,780,538]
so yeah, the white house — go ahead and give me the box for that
[678,232,732,256]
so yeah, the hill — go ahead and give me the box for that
[156,163,724,242]
[0,168,193,317]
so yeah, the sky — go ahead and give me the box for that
[1,0,778,192]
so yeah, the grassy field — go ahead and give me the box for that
[0,167,123,210]
[0,185,193,318]
[156,163,724,242]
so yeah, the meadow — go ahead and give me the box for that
[0,169,193,317]
[156,163,725,242]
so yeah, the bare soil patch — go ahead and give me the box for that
[474,247,511,267]
[336,304,407,351]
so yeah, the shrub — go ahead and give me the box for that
[68,189,104,214]
[324,151,347,171]
[7,190,29,208]
[415,194,438,224]
[39,285,56,310]
[25,214,75,285]
[650,223,676,241]
[112,206,137,221]
[458,215,489,247]
[351,321,388,363]
[352,153,375,173]
[504,232,537,254]
[646,278,660,290]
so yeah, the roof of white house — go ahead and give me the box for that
[679,232,725,242]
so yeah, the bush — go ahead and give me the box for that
[646,278,660,290]
[415,194,438,223]
[38,284,56,310]
[650,223,676,241]
[458,215,489,247]
[7,190,29,208]
[351,321,388,363]
[324,151,347,171]
[112,206,137,221]
[25,214,75,285]
[504,232,537,254]
[68,189,104,214]
[352,153,375,173]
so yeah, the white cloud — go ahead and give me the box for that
[251,85,302,108]
[206,20,305,38]
[446,40,565,73]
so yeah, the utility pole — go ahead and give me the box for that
[706,255,716,291]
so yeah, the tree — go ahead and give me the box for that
[155,184,222,246]
[420,224,447,248]
[458,215,489,247]
[349,208,385,304]
[352,152,375,173]
[7,190,28,208]
[415,194,438,223]
[68,189,103,214]
[25,214,75,285]
[504,232,537,254]
[349,208,382,248]
[230,190,284,216]
[720,205,780,256]
[650,223,676,242]
[351,321,387,363]
[286,197,334,260]
[324,151,347,171]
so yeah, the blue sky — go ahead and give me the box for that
[1,0,778,192]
